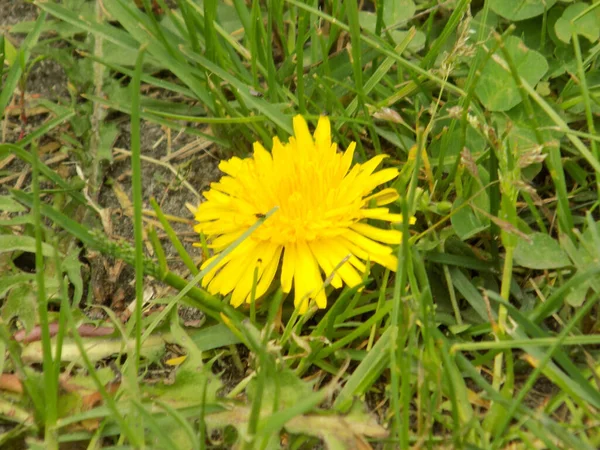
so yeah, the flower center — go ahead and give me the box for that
[251,164,358,245]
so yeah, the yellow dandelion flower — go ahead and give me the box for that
[190,115,414,313]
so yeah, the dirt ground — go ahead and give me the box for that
[1,0,223,318]
[1,2,233,444]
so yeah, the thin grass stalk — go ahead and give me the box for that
[572,31,599,195]
[176,0,201,54]
[154,0,188,41]
[419,0,470,69]
[367,269,390,350]
[138,0,179,61]
[50,236,72,423]
[439,15,509,186]
[0,12,46,118]
[495,33,574,240]
[489,293,600,449]
[51,249,140,445]
[244,364,266,450]
[31,143,57,449]
[451,348,568,449]
[295,3,308,114]
[250,0,262,88]
[345,0,364,112]
[126,45,147,445]
[204,0,219,64]
[131,399,180,449]
[150,198,199,276]
[17,111,75,148]
[487,128,501,269]
[390,125,423,446]
[452,334,600,352]
[265,0,278,103]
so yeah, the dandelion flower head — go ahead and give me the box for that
[191,115,412,313]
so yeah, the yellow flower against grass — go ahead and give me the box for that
[190,115,414,313]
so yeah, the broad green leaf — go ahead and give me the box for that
[190,323,241,350]
[145,359,221,407]
[514,232,571,269]
[247,367,313,414]
[490,0,558,21]
[0,234,62,257]
[358,12,424,52]
[62,249,84,305]
[99,122,119,163]
[319,402,388,450]
[0,274,36,298]
[560,220,600,306]
[334,327,391,412]
[2,36,17,67]
[216,0,247,35]
[451,198,489,240]
[2,282,36,332]
[565,280,589,307]
[560,69,600,114]
[470,9,499,46]
[0,195,26,213]
[475,36,548,111]
[382,0,416,27]
[492,102,565,178]
[101,40,145,68]
[0,12,47,121]
[429,105,487,170]
[554,3,600,44]
[547,43,579,78]
[390,29,426,52]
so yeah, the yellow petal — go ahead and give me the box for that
[209,231,245,251]
[231,242,279,306]
[325,238,365,287]
[249,245,283,301]
[165,355,187,366]
[370,252,398,271]
[339,237,399,271]
[293,115,315,156]
[231,263,259,307]
[359,154,387,176]
[209,250,256,297]
[271,136,286,161]
[293,241,326,310]
[350,223,403,244]
[361,208,414,224]
[200,241,248,286]
[202,189,230,204]
[281,243,296,293]
[314,115,331,152]
[308,240,343,289]
[219,157,243,176]
[202,239,256,292]
[359,207,391,219]
[201,220,247,236]
[253,141,272,171]
[195,204,225,221]
[200,254,221,287]
[342,229,393,255]
[362,168,400,192]
[340,142,356,177]
[362,188,399,206]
